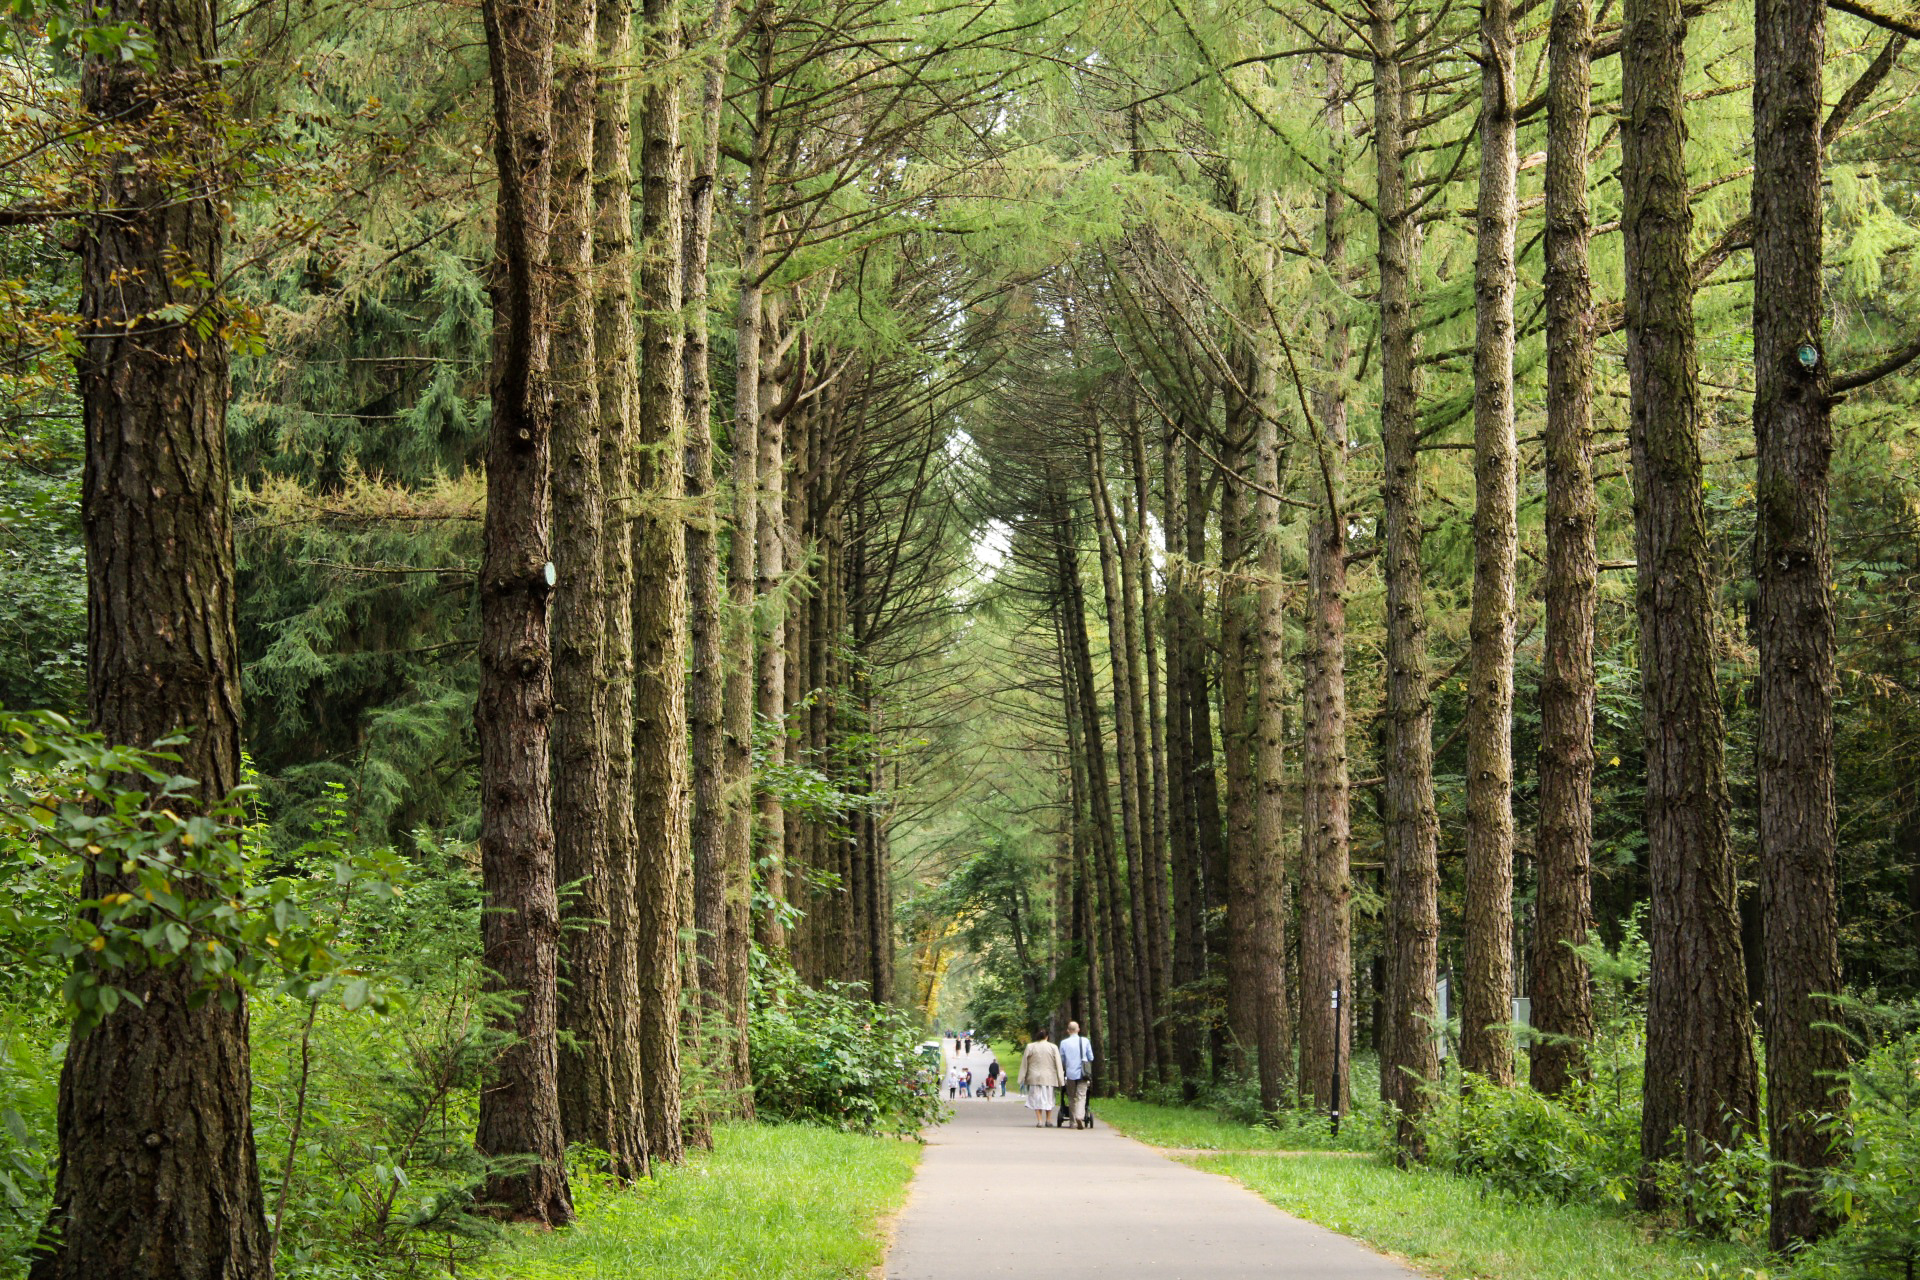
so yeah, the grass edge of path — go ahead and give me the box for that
[1101,1098,1770,1280]
[481,1121,922,1280]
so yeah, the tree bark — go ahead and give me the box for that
[1248,192,1292,1112]
[1299,59,1353,1112]
[1219,410,1259,1081]
[633,0,688,1166]
[1370,0,1440,1155]
[553,0,649,1179]
[1753,0,1847,1247]
[475,0,574,1224]
[686,0,742,1095]
[1531,0,1599,1100]
[1164,428,1206,1091]
[1087,422,1159,1080]
[39,5,273,1273]
[719,23,770,1110]
[1463,0,1520,1087]
[1622,0,1759,1202]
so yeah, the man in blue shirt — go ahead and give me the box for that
[1059,1021,1095,1129]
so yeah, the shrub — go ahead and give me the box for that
[748,963,944,1136]
[1426,1074,1640,1206]
[1796,1020,1920,1279]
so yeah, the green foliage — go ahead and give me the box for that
[1427,1076,1640,1207]
[1793,1010,1920,1279]
[748,961,945,1136]
[0,713,403,1030]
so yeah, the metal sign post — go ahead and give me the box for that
[1330,982,1343,1137]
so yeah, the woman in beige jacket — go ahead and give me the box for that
[1017,1028,1067,1127]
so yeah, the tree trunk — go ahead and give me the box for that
[686,0,741,1093]
[1752,0,1846,1247]
[475,0,574,1224]
[1370,0,1440,1156]
[718,28,770,1114]
[633,0,688,1166]
[1531,0,1599,1100]
[1248,192,1292,1112]
[1057,487,1143,1090]
[1462,0,1520,1087]
[1087,424,1159,1080]
[553,0,649,1179]
[1299,62,1354,1112]
[1219,410,1259,1081]
[1164,428,1206,1091]
[38,6,273,1273]
[1622,0,1759,1201]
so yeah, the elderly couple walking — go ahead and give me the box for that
[1017,1021,1095,1128]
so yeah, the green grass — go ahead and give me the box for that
[1098,1096,1375,1152]
[1101,1099,1767,1280]
[1201,1152,1764,1280]
[482,1122,921,1280]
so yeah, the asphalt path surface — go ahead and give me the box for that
[886,1042,1422,1280]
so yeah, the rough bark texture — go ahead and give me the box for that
[1087,425,1159,1080]
[552,0,647,1179]
[1622,0,1759,1202]
[721,44,770,1094]
[633,0,688,1166]
[1531,0,1599,1100]
[686,0,742,1099]
[476,0,574,1225]
[1299,65,1353,1112]
[38,5,272,1274]
[1752,0,1847,1247]
[1164,431,1206,1091]
[1371,0,1440,1156]
[1219,416,1259,1081]
[1463,0,1520,1087]
[1056,484,1143,1089]
[1248,193,1292,1111]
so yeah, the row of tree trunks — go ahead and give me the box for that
[552,0,652,1180]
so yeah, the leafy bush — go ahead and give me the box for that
[1796,1015,1920,1279]
[1427,1074,1640,1206]
[748,962,944,1136]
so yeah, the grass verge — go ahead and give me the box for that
[1104,1100,1766,1280]
[482,1122,921,1280]
[1096,1096,1373,1152]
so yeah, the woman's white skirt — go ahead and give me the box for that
[1024,1083,1056,1111]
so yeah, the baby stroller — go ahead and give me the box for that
[1054,1081,1095,1128]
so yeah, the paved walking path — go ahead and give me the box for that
[886,1042,1422,1280]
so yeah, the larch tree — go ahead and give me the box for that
[36,2,271,1274]
[633,0,689,1166]
[476,0,575,1225]
[1752,0,1847,1247]
[1462,0,1520,1088]
[1530,0,1598,1100]
[1621,0,1758,1200]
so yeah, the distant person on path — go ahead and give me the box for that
[947,1063,962,1099]
[961,1067,973,1098]
[1059,1021,1095,1129]
[985,1058,1001,1098]
[1018,1028,1065,1128]
[963,1035,972,1054]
